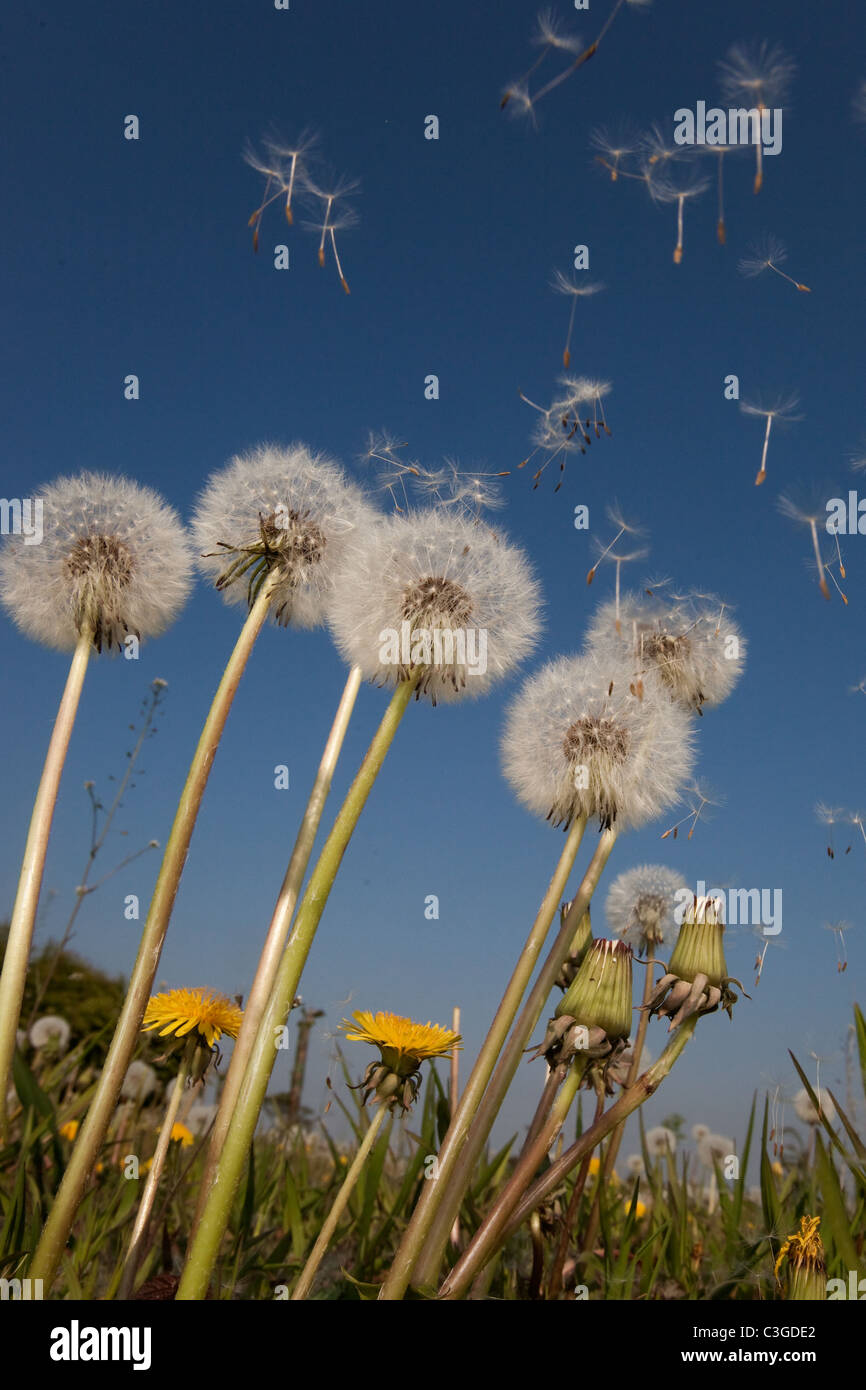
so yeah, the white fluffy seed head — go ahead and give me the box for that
[646,1125,678,1157]
[28,1015,71,1051]
[0,473,193,653]
[587,591,745,713]
[691,1123,711,1143]
[500,650,695,831]
[606,864,689,951]
[793,1087,836,1125]
[625,1153,645,1176]
[120,1059,159,1102]
[192,442,381,629]
[327,510,543,704]
[697,1132,735,1167]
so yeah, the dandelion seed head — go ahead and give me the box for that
[697,1132,735,1166]
[0,472,193,653]
[793,1087,836,1125]
[192,442,380,628]
[587,591,745,713]
[646,1124,678,1157]
[500,649,695,831]
[29,1015,71,1052]
[120,1059,159,1103]
[625,1153,645,1176]
[606,864,688,951]
[327,510,542,704]
[691,1123,711,1143]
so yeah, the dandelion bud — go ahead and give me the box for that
[555,905,593,990]
[553,938,633,1047]
[668,897,728,988]
[774,1216,827,1301]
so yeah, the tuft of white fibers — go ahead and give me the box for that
[697,1132,735,1168]
[605,864,688,951]
[0,473,193,654]
[691,1123,710,1143]
[192,442,381,629]
[29,1014,71,1052]
[120,1059,159,1103]
[587,590,745,713]
[793,1087,836,1126]
[327,510,542,704]
[625,1154,645,1176]
[500,650,695,831]
[646,1125,677,1157]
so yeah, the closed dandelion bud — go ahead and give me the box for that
[555,939,633,1041]
[555,905,593,990]
[668,897,727,987]
[775,1216,827,1301]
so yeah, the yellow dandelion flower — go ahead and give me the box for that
[169,1122,195,1147]
[625,1198,647,1219]
[774,1215,824,1281]
[341,1010,461,1076]
[141,987,243,1049]
[59,1120,79,1141]
[588,1156,601,1176]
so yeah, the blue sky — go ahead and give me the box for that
[1,0,864,1158]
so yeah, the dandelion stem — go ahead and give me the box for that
[291,1103,388,1299]
[29,578,278,1289]
[116,1038,196,1299]
[0,628,93,1140]
[384,824,616,1299]
[441,1015,697,1297]
[190,665,363,1236]
[439,1057,588,1299]
[580,942,655,1254]
[177,674,422,1300]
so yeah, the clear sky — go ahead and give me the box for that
[1,0,863,1158]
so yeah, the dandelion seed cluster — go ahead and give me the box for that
[605,864,688,951]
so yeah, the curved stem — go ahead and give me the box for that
[190,665,362,1235]
[380,815,587,1300]
[439,1058,587,1299]
[291,1104,387,1300]
[30,582,276,1289]
[0,629,93,1139]
[403,826,617,1296]
[177,675,420,1300]
[116,1039,196,1299]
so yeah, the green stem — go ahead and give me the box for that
[291,1104,387,1300]
[443,1017,698,1296]
[439,1057,587,1299]
[402,826,617,1295]
[379,815,586,1300]
[190,665,362,1236]
[29,581,276,1289]
[0,629,93,1139]
[580,942,656,1255]
[177,675,419,1300]
[116,1038,196,1299]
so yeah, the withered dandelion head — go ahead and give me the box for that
[774,1215,827,1300]
[342,1010,461,1110]
[501,650,694,832]
[141,988,243,1050]
[0,473,193,653]
[193,442,380,628]
[328,509,542,704]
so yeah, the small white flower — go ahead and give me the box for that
[605,864,688,951]
[646,1125,678,1157]
[192,442,381,628]
[0,473,193,653]
[28,1014,71,1052]
[587,591,745,713]
[120,1059,159,1102]
[793,1087,836,1125]
[328,510,542,704]
[501,649,695,830]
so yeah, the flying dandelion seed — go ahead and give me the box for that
[415,458,508,521]
[244,130,318,247]
[822,920,853,973]
[649,169,710,264]
[794,1084,836,1125]
[847,810,866,859]
[740,394,801,487]
[302,171,360,294]
[590,124,638,181]
[500,9,584,111]
[529,0,652,105]
[777,494,831,600]
[518,376,613,491]
[821,551,848,606]
[586,506,648,633]
[360,431,423,513]
[718,41,796,193]
[815,802,846,859]
[739,235,811,293]
[699,144,746,244]
[659,780,721,842]
[550,270,604,368]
